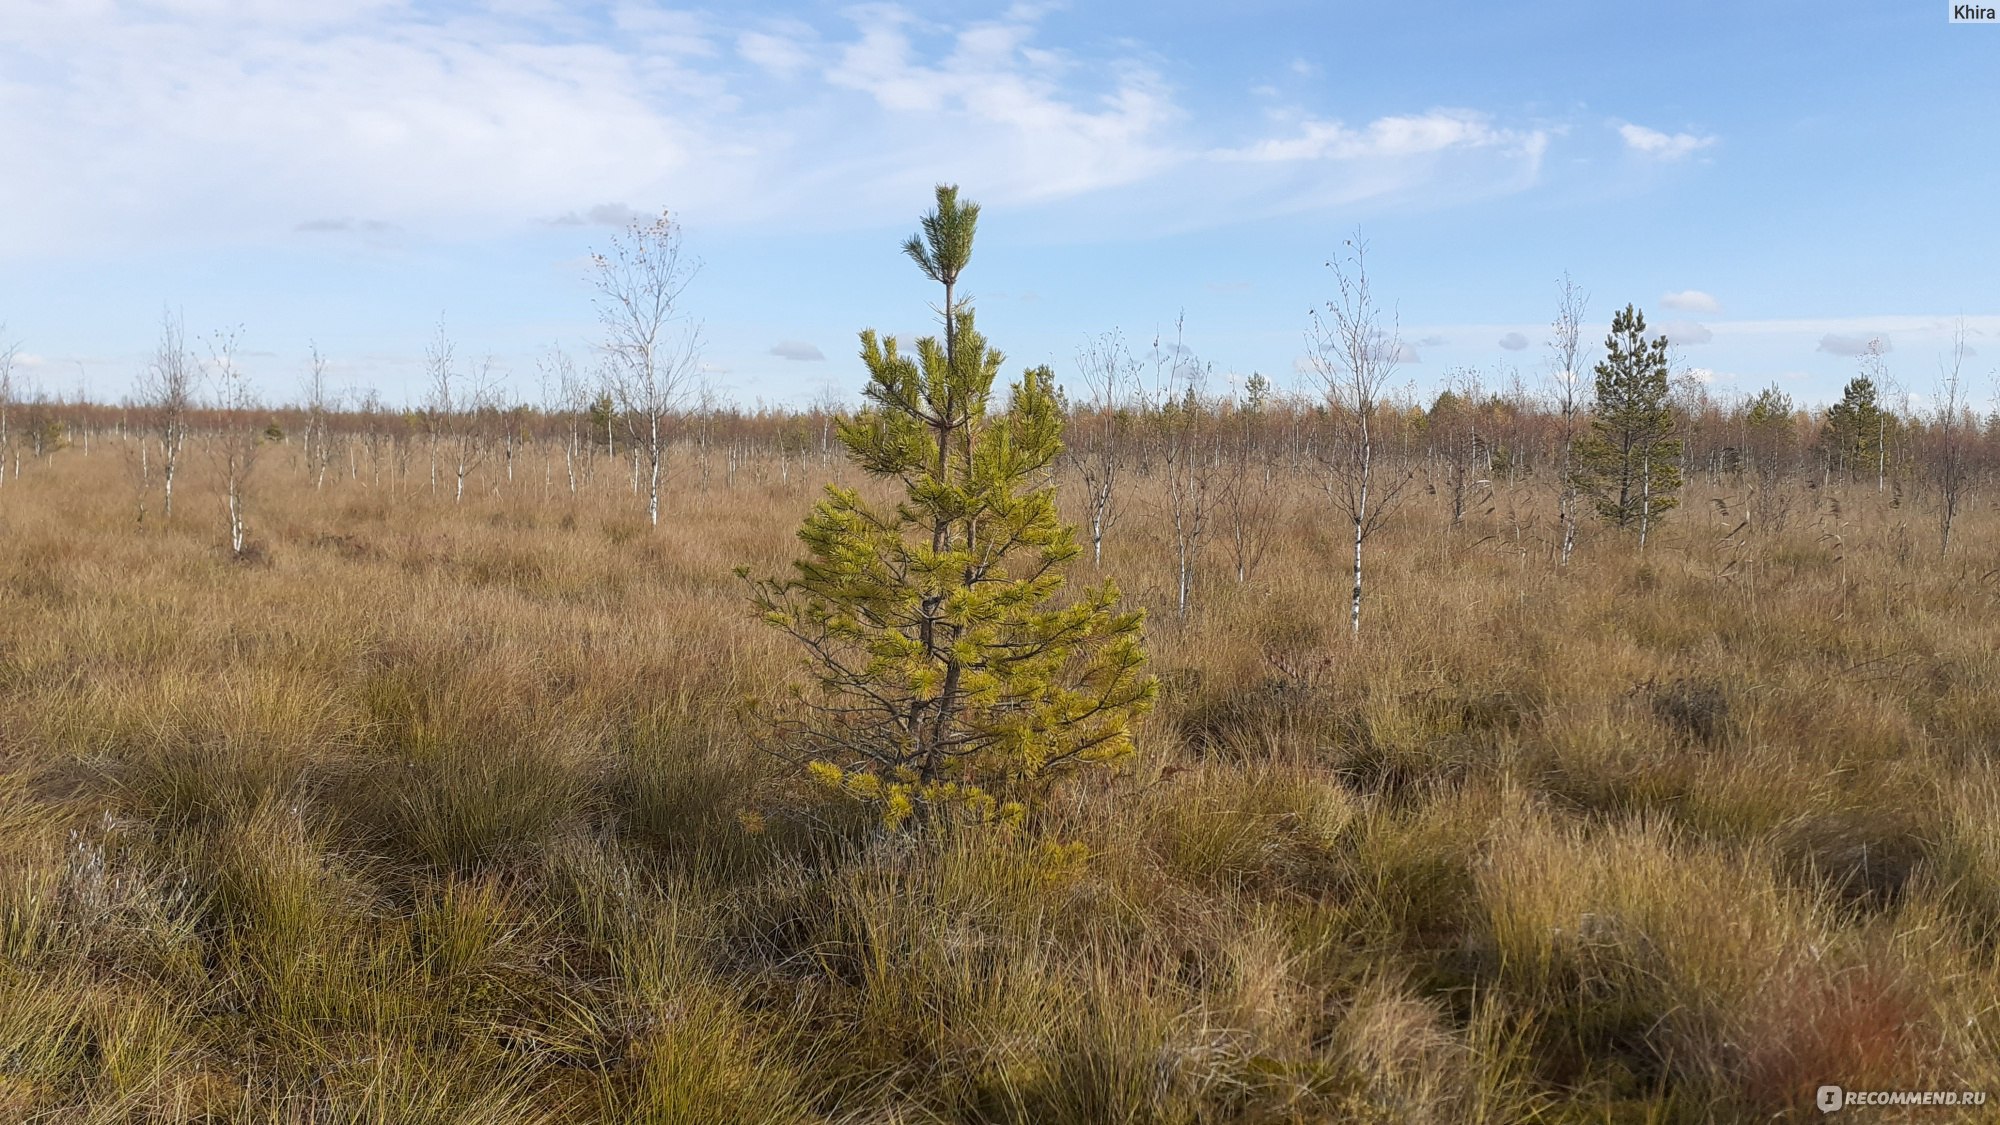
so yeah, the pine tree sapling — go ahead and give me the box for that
[1822,371,1885,484]
[748,186,1156,827]
[1576,304,1683,546]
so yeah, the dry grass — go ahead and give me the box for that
[1,439,1997,1122]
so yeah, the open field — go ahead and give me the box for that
[2,431,1999,1123]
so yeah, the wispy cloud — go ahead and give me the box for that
[738,22,819,78]
[295,218,399,235]
[547,204,649,229]
[1660,321,1714,346]
[769,341,826,361]
[0,3,1562,257]
[1497,331,1529,351]
[1818,333,1889,357]
[1618,122,1717,161]
[1221,110,1533,164]
[1661,289,1722,314]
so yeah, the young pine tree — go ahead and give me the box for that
[1575,304,1682,547]
[1821,374,1884,484]
[748,186,1156,828]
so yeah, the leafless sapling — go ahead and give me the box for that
[302,344,333,490]
[0,328,16,491]
[1068,330,1138,568]
[202,328,260,556]
[538,346,591,497]
[1307,237,1413,637]
[1545,274,1589,567]
[1220,372,1280,583]
[1856,340,1905,495]
[139,311,197,521]
[1148,320,1219,621]
[422,323,497,504]
[1932,321,1975,555]
[591,211,701,527]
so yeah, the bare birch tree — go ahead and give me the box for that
[592,211,700,527]
[119,390,152,523]
[203,328,260,556]
[1428,369,1488,532]
[1546,274,1589,567]
[1932,321,1974,555]
[0,329,17,492]
[1068,331,1136,568]
[1220,373,1280,583]
[538,346,591,497]
[140,311,197,520]
[692,377,720,491]
[1149,322,1219,621]
[1308,237,1411,637]
[356,388,390,491]
[302,344,333,490]
[422,323,495,504]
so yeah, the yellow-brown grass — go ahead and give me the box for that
[1,438,1996,1123]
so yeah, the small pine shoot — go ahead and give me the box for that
[746,186,1157,828]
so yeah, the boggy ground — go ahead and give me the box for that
[1,445,1997,1123]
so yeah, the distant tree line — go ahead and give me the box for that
[0,225,1990,584]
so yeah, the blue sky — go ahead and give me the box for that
[0,0,1994,411]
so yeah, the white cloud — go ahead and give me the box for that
[1659,321,1713,346]
[547,204,648,228]
[1661,289,1721,314]
[0,3,1561,256]
[1618,122,1716,161]
[608,5,718,57]
[738,24,818,78]
[1710,315,1994,339]
[1221,109,1531,163]
[1817,333,1890,357]
[1195,109,1549,224]
[294,217,399,235]
[769,341,826,361]
[1497,331,1529,351]
[1411,316,1998,362]
[0,4,734,254]
[817,6,1185,206]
